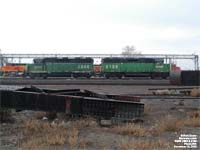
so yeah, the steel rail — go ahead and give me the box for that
[0,78,170,85]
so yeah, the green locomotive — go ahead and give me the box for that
[26,57,93,79]
[101,58,170,79]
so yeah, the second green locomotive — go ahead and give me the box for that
[101,58,170,79]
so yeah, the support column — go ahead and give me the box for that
[0,50,3,67]
[194,55,199,70]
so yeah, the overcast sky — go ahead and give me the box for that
[0,0,199,55]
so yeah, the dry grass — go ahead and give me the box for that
[72,117,97,129]
[112,123,147,136]
[20,119,68,149]
[119,139,171,150]
[20,118,96,149]
[184,117,200,127]
[35,111,47,119]
[68,127,79,147]
[46,135,66,146]
[79,138,92,147]
[184,110,200,127]
[162,119,183,132]
[34,111,57,120]
[23,119,52,134]
[23,119,42,133]
[46,128,67,145]
[152,116,184,136]
[23,119,67,133]
[151,111,200,136]
[189,110,200,118]
[21,136,47,150]
[190,88,200,97]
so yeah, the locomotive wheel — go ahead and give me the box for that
[73,74,78,78]
[105,74,110,79]
[42,74,48,79]
[86,75,91,79]
[150,75,155,79]
[30,74,35,79]
[118,75,122,79]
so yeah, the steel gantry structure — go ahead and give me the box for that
[0,53,199,70]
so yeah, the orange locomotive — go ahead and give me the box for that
[0,64,27,76]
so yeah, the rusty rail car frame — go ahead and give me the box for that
[0,87,144,121]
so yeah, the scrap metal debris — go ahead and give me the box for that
[0,86,144,122]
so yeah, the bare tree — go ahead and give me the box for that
[122,45,141,55]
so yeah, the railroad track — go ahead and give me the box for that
[127,94,200,99]
[0,78,170,85]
